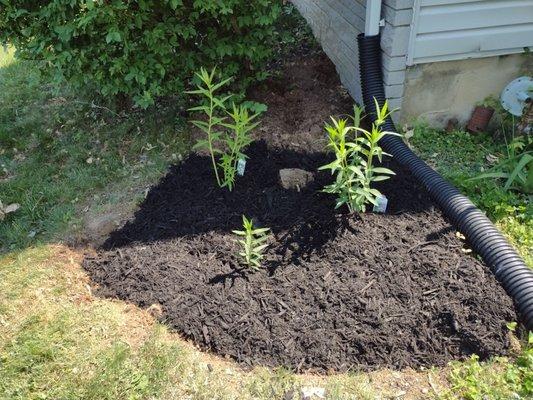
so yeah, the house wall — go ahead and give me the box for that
[291,0,413,116]
[401,53,533,127]
[407,0,533,65]
[402,0,533,126]
[291,0,533,127]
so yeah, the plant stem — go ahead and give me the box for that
[246,225,252,264]
[366,143,374,185]
[341,156,354,213]
[207,93,221,186]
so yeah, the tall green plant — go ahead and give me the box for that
[319,101,399,213]
[232,215,270,270]
[219,103,259,190]
[187,67,262,190]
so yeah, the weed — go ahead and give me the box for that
[319,101,399,213]
[232,215,270,270]
[187,67,262,190]
[471,128,532,194]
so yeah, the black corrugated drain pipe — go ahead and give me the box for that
[357,33,533,331]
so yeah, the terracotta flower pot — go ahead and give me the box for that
[467,105,494,133]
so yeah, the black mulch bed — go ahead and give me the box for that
[83,141,517,372]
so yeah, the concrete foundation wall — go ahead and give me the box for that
[401,54,533,128]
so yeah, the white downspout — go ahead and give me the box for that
[364,0,383,36]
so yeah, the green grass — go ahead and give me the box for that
[0,48,190,251]
[410,126,532,267]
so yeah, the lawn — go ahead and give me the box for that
[0,45,531,399]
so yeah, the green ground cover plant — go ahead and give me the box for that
[442,332,532,400]
[187,67,263,190]
[232,215,270,270]
[0,0,283,107]
[320,102,398,213]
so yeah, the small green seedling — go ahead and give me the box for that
[232,215,270,270]
[319,100,400,213]
[186,67,263,191]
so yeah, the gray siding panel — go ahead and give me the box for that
[417,1,533,33]
[409,0,533,64]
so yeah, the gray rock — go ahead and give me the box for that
[279,168,314,191]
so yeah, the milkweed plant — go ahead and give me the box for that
[319,100,400,213]
[232,215,270,270]
[186,67,264,191]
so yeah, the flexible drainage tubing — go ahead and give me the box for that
[357,33,533,331]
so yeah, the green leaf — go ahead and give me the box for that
[372,167,395,175]
[372,175,391,182]
[347,165,365,178]
[251,227,270,234]
[211,76,232,91]
[506,321,517,331]
[105,31,121,43]
[318,160,341,171]
[504,154,532,190]
[187,105,208,112]
[253,244,268,252]
[191,120,209,130]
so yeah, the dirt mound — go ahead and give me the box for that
[84,141,516,372]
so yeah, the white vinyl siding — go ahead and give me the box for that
[407,0,533,65]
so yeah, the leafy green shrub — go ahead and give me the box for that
[232,215,270,270]
[0,0,282,107]
[319,101,399,213]
[187,67,262,190]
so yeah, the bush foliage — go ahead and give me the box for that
[0,0,282,107]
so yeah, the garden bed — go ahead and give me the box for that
[83,53,516,373]
[84,140,516,371]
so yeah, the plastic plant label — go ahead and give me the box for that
[237,158,246,176]
[373,194,388,213]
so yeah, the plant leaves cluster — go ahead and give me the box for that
[319,100,399,213]
[187,67,263,190]
[471,132,532,194]
[232,215,270,270]
[0,0,282,107]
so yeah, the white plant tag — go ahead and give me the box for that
[373,194,388,213]
[236,158,246,176]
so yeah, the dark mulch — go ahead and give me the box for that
[83,141,516,372]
